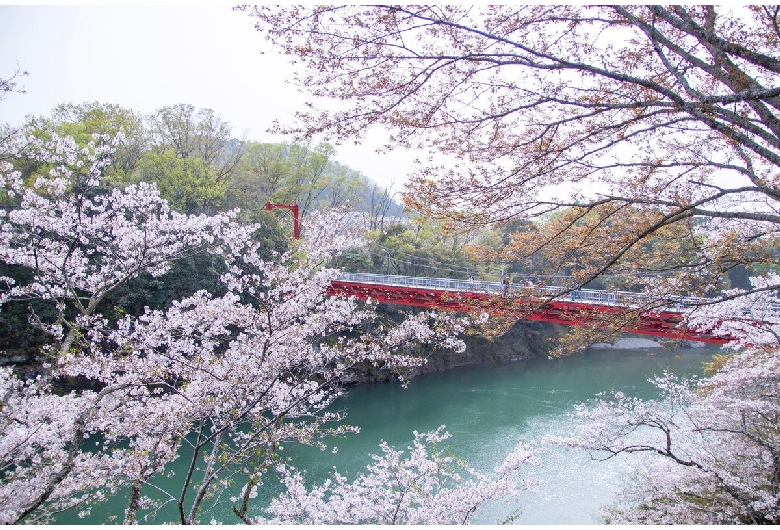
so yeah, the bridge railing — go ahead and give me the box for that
[338,272,506,295]
[336,272,710,312]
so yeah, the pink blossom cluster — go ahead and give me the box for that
[0,128,523,524]
[688,273,780,349]
[257,426,536,524]
[552,350,780,524]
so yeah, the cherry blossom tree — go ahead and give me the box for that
[0,131,235,360]
[244,6,780,522]
[0,66,26,101]
[0,129,238,523]
[550,275,780,523]
[244,5,780,329]
[554,345,780,524]
[0,127,522,524]
[688,273,780,350]
[255,426,535,525]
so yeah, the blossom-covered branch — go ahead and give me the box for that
[255,427,535,525]
[0,126,477,524]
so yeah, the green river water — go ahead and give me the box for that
[60,344,719,525]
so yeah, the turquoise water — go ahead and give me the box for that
[277,346,716,525]
[59,345,717,524]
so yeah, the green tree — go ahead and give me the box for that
[365,218,473,278]
[149,103,244,181]
[132,149,226,215]
[227,140,391,221]
[50,102,147,176]
[276,141,333,216]
[227,142,291,209]
[320,162,367,210]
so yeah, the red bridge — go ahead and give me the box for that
[327,273,734,344]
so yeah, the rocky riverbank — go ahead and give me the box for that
[347,316,563,383]
[347,313,713,384]
[414,320,560,375]
[589,336,709,350]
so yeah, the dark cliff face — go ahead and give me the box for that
[412,320,561,376]
[346,318,563,384]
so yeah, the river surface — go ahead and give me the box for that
[60,344,718,524]
[280,345,717,525]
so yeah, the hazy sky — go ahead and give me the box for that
[0,4,416,191]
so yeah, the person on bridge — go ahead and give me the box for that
[503,276,511,294]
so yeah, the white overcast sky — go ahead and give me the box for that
[0,4,417,191]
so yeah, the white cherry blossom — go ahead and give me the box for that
[0,127,478,524]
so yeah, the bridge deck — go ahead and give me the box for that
[328,273,732,344]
